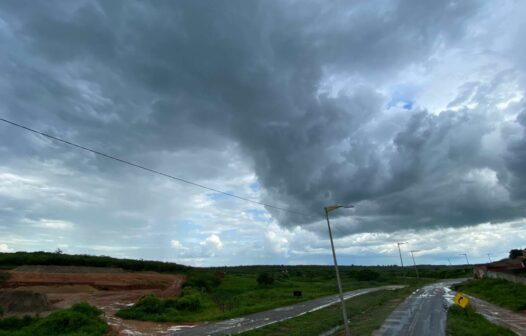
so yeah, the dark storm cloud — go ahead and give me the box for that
[1,0,524,238]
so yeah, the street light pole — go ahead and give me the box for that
[397,242,407,279]
[410,250,420,280]
[324,205,353,336]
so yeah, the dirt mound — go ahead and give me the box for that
[0,290,50,315]
[14,265,125,273]
[5,270,181,291]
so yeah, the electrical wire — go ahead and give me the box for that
[1,118,310,217]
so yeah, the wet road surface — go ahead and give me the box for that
[171,285,404,335]
[374,279,464,336]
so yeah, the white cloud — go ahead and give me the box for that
[0,243,12,252]
[170,240,187,251]
[24,218,75,230]
[200,234,223,250]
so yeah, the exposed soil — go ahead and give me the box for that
[0,290,50,315]
[0,266,192,335]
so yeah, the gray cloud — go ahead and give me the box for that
[1,0,526,253]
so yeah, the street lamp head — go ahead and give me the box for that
[324,203,354,213]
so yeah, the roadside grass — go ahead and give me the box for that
[0,302,107,336]
[240,286,416,336]
[117,269,429,323]
[446,305,515,336]
[454,278,526,311]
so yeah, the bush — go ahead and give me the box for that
[0,316,34,330]
[257,272,274,286]
[175,295,201,311]
[185,271,222,292]
[116,291,203,322]
[355,269,380,281]
[0,302,107,336]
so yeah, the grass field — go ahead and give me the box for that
[240,286,417,336]
[117,272,392,322]
[454,278,526,311]
[446,305,515,336]
[0,302,107,336]
[117,262,468,323]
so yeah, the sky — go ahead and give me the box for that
[1,0,526,267]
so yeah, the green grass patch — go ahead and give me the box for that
[454,278,526,311]
[446,305,515,336]
[0,302,108,336]
[240,286,416,336]
[118,264,440,323]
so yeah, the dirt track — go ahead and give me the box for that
[1,266,188,335]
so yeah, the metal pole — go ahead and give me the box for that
[325,209,351,336]
[487,253,492,263]
[397,242,405,280]
[463,254,470,265]
[410,251,419,280]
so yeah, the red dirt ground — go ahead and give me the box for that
[1,266,193,335]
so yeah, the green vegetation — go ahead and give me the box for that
[118,262,439,323]
[0,251,189,273]
[241,286,416,336]
[256,272,274,286]
[117,288,205,322]
[446,305,515,336]
[0,302,107,336]
[454,278,526,311]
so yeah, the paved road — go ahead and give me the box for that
[374,279,464,336]
[468,295,526,335]
[170,285,404,335]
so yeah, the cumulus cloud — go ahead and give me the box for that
[0,243,12,252]
[200,234,223,251]
[170,240,187,251]
[0,0,526,265]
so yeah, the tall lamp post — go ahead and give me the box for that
[410,250,420,280]
[324,204,354,336]
[397,242,407,279]
[460,253,470,274]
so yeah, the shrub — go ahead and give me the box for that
[185,271,222,292]
[175,295,201,311]
[0,315,34,330]
[257,272,274,286]
[0,302,107,336]
[116,292,203,322]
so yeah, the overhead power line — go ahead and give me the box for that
[0,118,308,216]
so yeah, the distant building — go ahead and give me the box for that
[474,256,526,279]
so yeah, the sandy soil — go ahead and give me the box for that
[1,266,192,335]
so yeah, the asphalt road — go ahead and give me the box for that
[170,285,404,335]
[374,279,464,336]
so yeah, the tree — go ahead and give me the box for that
[509,249,524,259]
[257,272,274,286]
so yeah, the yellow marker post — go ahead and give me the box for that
[454,292,470,308]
